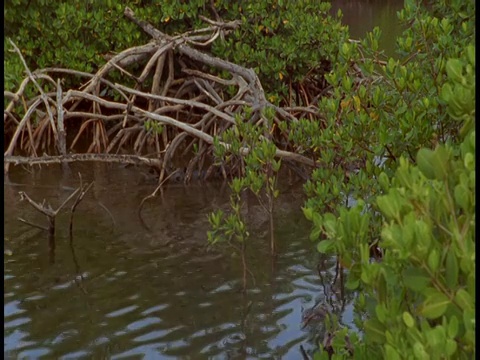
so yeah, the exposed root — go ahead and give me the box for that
[4,7,332,179]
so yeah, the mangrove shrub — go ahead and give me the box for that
[302,0,475,358]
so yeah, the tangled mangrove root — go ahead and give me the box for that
[4,7,325,182]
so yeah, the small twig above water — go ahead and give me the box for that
[137,169,182,231]
[17,173,94,244]
[299,344,312,360]
[18,187,81,239]
[69,173,94,238]
[98,202,116,232]
[17,217,49,231]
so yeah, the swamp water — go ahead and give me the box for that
[5,163,352,359]
[330,0,405,58]
[4,1,404,358]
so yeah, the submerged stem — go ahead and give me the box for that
[241,240,247,293]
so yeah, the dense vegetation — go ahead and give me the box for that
[5,0,346,105]
[208,1,475,357]
[299,1,475,357]
[4,0,475,358]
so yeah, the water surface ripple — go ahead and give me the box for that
[5,163,354,359]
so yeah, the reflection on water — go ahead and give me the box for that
[332,0,405,57]
[4,163,354,359]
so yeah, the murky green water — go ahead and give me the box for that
[331,0,405,57]
[4,163,354,359]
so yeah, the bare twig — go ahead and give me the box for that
[8,39,58,139]
[299,345,311,360]
[82,42,158,94]
[4,98,42,173]
[18,187,80,239]
[69,173,94,237]
[17,217,49,231]
[98,202,116,230]
[56,79,67,156]
[137,169,182,230]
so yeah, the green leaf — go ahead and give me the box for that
[378,172,390,192]
[385,344,401,360]
[427,249,440,273]
[421,291,450,319]
[376,194,399,220]
[432,146,450,180]
[387,57,396,73]
[416,148,436,179]
[403,311,415,328]
[454,184,470,211]
[414,220,432,250]
[445,339,457,356]
[364,319,386,344]
[303,207,313,221]
[454,289,473,312]
[345,277,359,290]
[375,304,387,324]
[322,213,337,237]
[310,226,321,242]
[463,45,475,67]
[463,152,474,171]
[440,83,453,102]
[317,239,335,253]
[403,267,431,291]
[413,342,429,359]
[445,248,459,289]
[447,315,459,338]
[376,270,387,303]
[313,350,330,360]
[445,58,464,83]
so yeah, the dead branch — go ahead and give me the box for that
[81,42,159,94]
[5,153,163,170]
[137,169,182,230]
[17,217,49,231]
[18,187,80,239]
[56,79,67,156]
[115,84,236,124]
[8,39,58,139]
[69,173,94,237]
[98,202,116,231]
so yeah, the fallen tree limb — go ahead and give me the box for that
[5,153,163,170]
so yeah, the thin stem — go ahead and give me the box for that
[241,240,247,293]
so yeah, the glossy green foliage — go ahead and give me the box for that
[314,131,475,358]
[4,0,346,103]
[208,107,280,248]
[308,44,475,359]
[144,119,163,135]
[211,1,348,99]
[295,0,475,222]
[5,1,140,91]
[207,191,249,246]
[5,0,235,92]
